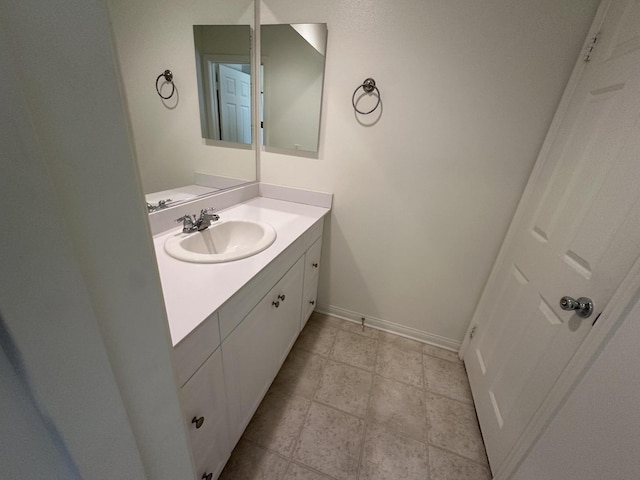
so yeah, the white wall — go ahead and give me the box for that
[513,291,640,479]
[107,0,256,194]
[1,0,194,478]
[0,9,144,478]
[1,344,81,479]
[260,0,600,346]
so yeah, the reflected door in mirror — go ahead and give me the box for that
[194,25,252,145]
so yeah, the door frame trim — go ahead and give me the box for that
[458,1,621,477]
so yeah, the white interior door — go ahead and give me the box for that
[464,0,640,472]
[218,64,251,144]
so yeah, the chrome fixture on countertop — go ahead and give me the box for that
[147,198,173,212]
[176,208,219,233]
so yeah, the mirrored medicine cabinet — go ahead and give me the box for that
[260,23,327,155]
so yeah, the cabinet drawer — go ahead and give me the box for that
[173,312,220,387]
[180,348,231,480]
[301,274,319,329]
[272,256,304,369]
[303,238,322,286]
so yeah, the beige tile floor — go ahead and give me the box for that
[220,312,491,480]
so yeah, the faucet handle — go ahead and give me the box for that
[176,214,197,233]
[200,207,220,224]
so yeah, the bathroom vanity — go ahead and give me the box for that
[151,188,330,479]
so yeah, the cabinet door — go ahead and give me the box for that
[222,294,274,442]
[301,238,322,329]
[180,348,231,480]
[301,274,319,329]
[270,256,304,370]
[222,256,305,443]
[303,238,322,287]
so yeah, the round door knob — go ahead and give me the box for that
[202,473,213,480]
[312,262,318,268]
[191,416,204,429]
[278,294,286,302]
[272,300,280,308]
[559,296,594,318]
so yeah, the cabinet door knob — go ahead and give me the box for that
[191,416,205,429]
[312,262,318,268]
[309,300,315,305]
[272,300,280,308]
[202,473,213,480]
[278,294,286,302]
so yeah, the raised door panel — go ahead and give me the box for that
[180,348,230,480]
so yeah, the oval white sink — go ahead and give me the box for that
[164,220,276,263]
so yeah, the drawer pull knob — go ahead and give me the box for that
[312,262,318,268]
[202,473,213,480]
[272,300,280,308]
[309,300,315,305]
[192,416,205,429]
[278,294,286,302]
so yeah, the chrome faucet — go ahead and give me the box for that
[176,208,220,233]
[147,198,173,212]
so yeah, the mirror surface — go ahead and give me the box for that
[106,0,256,210]
[261,24,327,155]
[194,25,252,145]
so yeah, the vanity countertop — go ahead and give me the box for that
[153,196,330,346]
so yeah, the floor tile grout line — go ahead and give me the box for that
[240,436,291,463]
[428,443,492,469]
[288,459,340,480]
[424,390,490,466]
[355,334,382,480]
[288,345,330,461]
[376,341,425,389]
[419,335,432,479]
[423,351,464,365]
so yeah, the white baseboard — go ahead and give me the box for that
[316,304,462,353]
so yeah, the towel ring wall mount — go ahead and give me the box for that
[156,69,176,100]
[352,78,381,115]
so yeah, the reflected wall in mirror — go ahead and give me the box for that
[261,24,327,155]
[106,0,256,211]
[193,25,252,145]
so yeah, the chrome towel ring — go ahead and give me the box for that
[352,78,381,115]
[155,69,175,99]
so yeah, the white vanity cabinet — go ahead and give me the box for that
[169,215,325,480]
[222,256,304,441]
